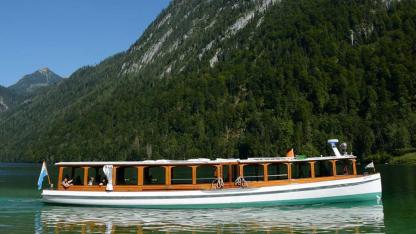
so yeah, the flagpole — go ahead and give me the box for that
[44,160,52,186]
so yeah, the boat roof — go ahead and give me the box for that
[55,155,356,167]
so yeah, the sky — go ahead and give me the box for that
[0,0,171,87]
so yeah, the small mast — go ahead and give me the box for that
[328,139,342,157]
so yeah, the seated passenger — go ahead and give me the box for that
[62,177,73,189]
[99,178,107,186]
[343,165,349,175]
[88,177,95,186]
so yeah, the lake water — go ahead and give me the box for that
[0,163,414,233]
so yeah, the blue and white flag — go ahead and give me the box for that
[37,161,49,190]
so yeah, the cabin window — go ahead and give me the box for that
[223,165,239,182]
[315,161,334,177]
[336,160,353,175]
[171,166,193,184]
[115,167,138,185]
[60,167,82,186]
[291,162,311,179]
[222,165,230,182]
[232,165,240,182]
[243,164,264,181]
[68,167,84,185]
[61,167,72,182]
[87,167,106,185]
[143,166,165,185]
[268,163,288,180]
[196,165,217,184]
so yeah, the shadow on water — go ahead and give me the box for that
[378,165,416,234]
[35,201,384,233]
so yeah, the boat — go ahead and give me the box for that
[41,139,382,208]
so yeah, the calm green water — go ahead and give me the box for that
[0,163,414,233]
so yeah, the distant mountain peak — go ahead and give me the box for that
[9,68,63,95]
[38,67,51,74]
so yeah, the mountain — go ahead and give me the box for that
[0,68,62,114]
[9,68,63,95]
[1,0,415,162]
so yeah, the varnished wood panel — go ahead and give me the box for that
[59,175,360,192]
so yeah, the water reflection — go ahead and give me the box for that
[38,202,384,233]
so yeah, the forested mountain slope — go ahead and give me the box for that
[0,0,415,162]
[0,85,21,113]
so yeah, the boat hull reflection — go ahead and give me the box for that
[37,201,384,233]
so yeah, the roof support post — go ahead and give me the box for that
[351,159,357,175]
[331,160,338,176]
[112,166,117,186]
[137,166,144,186]
[285,163,292,180]
[83,167,89,185]
[164,166,172,186]
[191,166,198,185]
[309,161,316,178]
[215,165,222,178]
[239,164,245,178]
[263,163,269,182]
[58,167,64,190]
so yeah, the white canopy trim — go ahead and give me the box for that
[55,155,356,167]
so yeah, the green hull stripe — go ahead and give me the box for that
[47,192,382,209]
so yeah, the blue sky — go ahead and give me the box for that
[0,0,171,87]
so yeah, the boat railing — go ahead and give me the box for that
[243,175,265,182]
[197,177,218,183]
[244,175,264,178]
[171,178,193,182]
[268,174,288,178]
[172,177,219,183]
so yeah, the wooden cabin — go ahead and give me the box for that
[55,156,358,192]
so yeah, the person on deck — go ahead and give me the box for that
[62,177,73,189]
[99,178,107,186]
[88,177,95,186]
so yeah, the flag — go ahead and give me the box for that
[286,148,294,157]
[365,161,375,169]
[37,161,49,190]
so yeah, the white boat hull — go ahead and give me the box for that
[42,174,382,208]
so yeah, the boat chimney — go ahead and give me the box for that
[327,139,342,157]
[340,142,348,155]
